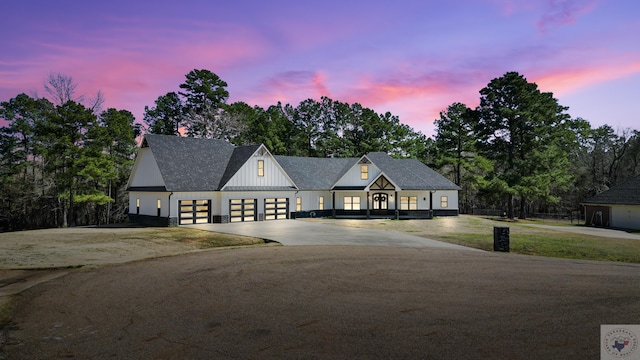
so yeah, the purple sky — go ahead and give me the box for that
[2,0,639,137]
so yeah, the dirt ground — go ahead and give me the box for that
[2,220,640,359]
[0,226,207,270]
[3,246,640,359]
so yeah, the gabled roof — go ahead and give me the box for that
[275,156,357,190]
[219,144,262,187]
[364,152,461,191]
[141,134,235,191]
[582,176,640,206]
[133,135,459,193]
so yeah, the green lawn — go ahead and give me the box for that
[309,216,640,264]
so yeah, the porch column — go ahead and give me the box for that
[395,191,398,210]
[366,191,370,219]
[429,191,433,210]
[332,192,336,219]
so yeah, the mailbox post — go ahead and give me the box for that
[493,226,510,252]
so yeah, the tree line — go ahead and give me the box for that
[434,72,640,218]
[1,69,638,231]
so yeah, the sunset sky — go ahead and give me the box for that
[2,0,639,137]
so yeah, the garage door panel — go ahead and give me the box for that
[230,199,257,222]
[265,198,288,220]
[179,200,211,225]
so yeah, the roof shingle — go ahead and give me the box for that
[583,176,640,206]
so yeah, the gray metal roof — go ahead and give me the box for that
[274,156,357,190]
[582,176,640,206]
[142,134,235,191]
[365,153,461,190]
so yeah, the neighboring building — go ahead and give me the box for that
[582,175,640,230]
[127,134,461,226]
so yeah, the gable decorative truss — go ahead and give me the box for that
[365,173,400,191]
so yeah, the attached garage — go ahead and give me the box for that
[230,199,257,222]
[179,200,211,225]
[265,198,289,220]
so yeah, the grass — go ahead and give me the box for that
[163,228,268,248]
[306,215,640,264]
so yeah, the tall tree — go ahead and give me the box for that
[0,94,55,230]
[476,71,572,219]
[36,100,96,227]
[179,69,230,137]
[43,72,104,112]
[84,108,137,223]
[143,92,184,135]
[434,103,476,186]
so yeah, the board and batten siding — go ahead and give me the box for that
[128,148,165,187]
[224,155,295,188]
[333,163,381,188]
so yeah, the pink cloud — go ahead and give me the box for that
[532,59,640,95]
[536,0,598,31]
[249,70,332,106]
[1,19,273,125]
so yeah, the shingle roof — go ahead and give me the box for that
[274,156,357,190]
[582,176,640,206]
[142,134,235,191]
[219,144,262,187]
[137,135,459,193]
[365,153,461,190]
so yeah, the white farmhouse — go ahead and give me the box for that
[127,134,460,226]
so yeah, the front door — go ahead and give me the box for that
[372,193,388,211]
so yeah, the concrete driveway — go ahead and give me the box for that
[188,220,478,251]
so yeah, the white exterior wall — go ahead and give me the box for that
[129,192,170,217]
[128,148,165,187]
[335,191,368,209]
[611,205,640,230]
[224,155,294,188]
[334,163,381,188]
[432,190,459,210]
[398,191,430,210]
[295,191,333,211]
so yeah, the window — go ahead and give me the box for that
[344,196,361,210]
[318,196,324,210]
[136,198,140,214]
[296,197,302,211]
[157,199,161,217]
[360,165,369,180]
[400,196,417,210]
[257,160,264,177]
[440,196,448,208]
